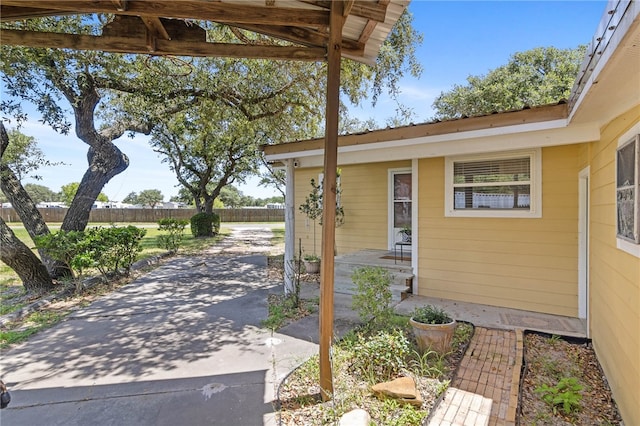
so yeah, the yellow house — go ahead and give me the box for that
[264,2,640,423]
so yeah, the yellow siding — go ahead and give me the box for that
[294,161,410,256]
[588,106,640,426]
[417,145,583,317]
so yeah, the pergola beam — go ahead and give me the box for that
[0,1,330,27]
[0,29,326,61]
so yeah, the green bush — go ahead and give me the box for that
[34,230,88,278]
[190,212,220,237]
[349,329,412,383]
[87,226,146,276]
[157,218,189,252]
[351,266,393,330]
[535,377,583,415]
[35,226,146,279]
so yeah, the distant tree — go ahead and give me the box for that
[219,186,245,208]
[2,129,52,181]
[122,191,138,204]
[60,182,107,206]
[432,46,587,120]
[137,189,163,209]
[24,184,59,204]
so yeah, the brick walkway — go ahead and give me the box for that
[428,327,523,426]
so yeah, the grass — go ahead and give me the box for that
[0,310,67,348]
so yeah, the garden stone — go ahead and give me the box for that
[338,408,371,426]
[372,376,417,399]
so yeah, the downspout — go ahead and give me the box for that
[284,158,295,295]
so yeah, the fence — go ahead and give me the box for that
[1,208,284,224]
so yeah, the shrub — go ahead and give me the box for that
[411,305,452,325]
[190,212,220,237]
[35,226,146,279]
[157,218,189,252]
[34,231,88,278]
[351,266,393,330]
[88,226,146,276]
[349,329,412,383]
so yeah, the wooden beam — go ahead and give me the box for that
[0,29,326,61]
[230,23,364,56]
[319,0,343,403]
[0,1,330,27]
[110,0,128,12]
[141,16,171,41]
[300,0,388,22]
[0,6,75,21]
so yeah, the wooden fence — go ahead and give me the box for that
[1,207,284,224]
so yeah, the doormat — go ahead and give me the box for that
[499,313,574,332]
[379,255,411,261]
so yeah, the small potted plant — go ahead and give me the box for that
[409,305,456,354]
[302,253,321,274]
[399,225,412,243]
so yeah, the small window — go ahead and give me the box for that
[445,149,541,218]
[616,135,640,243]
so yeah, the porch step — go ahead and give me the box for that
[333,250,413,302]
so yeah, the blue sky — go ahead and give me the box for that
[10,1,607,202]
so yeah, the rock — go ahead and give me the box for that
[338,408,370,426]
[371,376,424,407]
[372,376,417,399]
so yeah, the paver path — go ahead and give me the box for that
[0,225,316,426]
[428,327,523,426]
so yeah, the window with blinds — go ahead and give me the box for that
[444,149,541,218]
[616,135,640,243]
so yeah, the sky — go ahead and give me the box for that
[6,1,607,202]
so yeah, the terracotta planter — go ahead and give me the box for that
[303,259,320,274]
[409,317,457,354]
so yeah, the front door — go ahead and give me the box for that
[389,169,412,249]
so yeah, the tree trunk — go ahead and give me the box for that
[0,123,68,277]
[62,144,128,232]
[0,218,55,293]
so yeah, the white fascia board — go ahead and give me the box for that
[272,121,600,168]
[265,119,568,162]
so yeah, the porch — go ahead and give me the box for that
[332,248,587,338]
[334,249,414,302]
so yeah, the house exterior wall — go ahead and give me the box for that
[417,144,584,317]
[588,106,640,425]
[295,161,411,256]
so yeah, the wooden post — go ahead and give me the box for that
[319,0,343,401]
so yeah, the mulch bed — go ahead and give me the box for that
[519,332,622,425]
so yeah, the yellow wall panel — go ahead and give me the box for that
[587,106,640,425]
[417,145,583,316]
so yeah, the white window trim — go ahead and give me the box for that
[444,148,542,218]
[616,121,640,258]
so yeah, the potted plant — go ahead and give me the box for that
[409,305,456,354]
[302,253,321,274]
[399,225,412,243]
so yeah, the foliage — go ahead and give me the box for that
[34,230,87,277]
[351,266,394,329]
[432,46,587,120]
[35,226,146,279]
[303,253,320,262]
[137,189,163,208]
[190,212,220,237]
[534,377,584,415]
[24,183,60,204]
[1,129,60,181]
[156,218,189,252]
[261,294,316,330]
[349,329,412,383]
[411,305,453,325]
[59,182,108,205]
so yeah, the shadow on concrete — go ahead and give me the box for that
[1,371,275,426]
